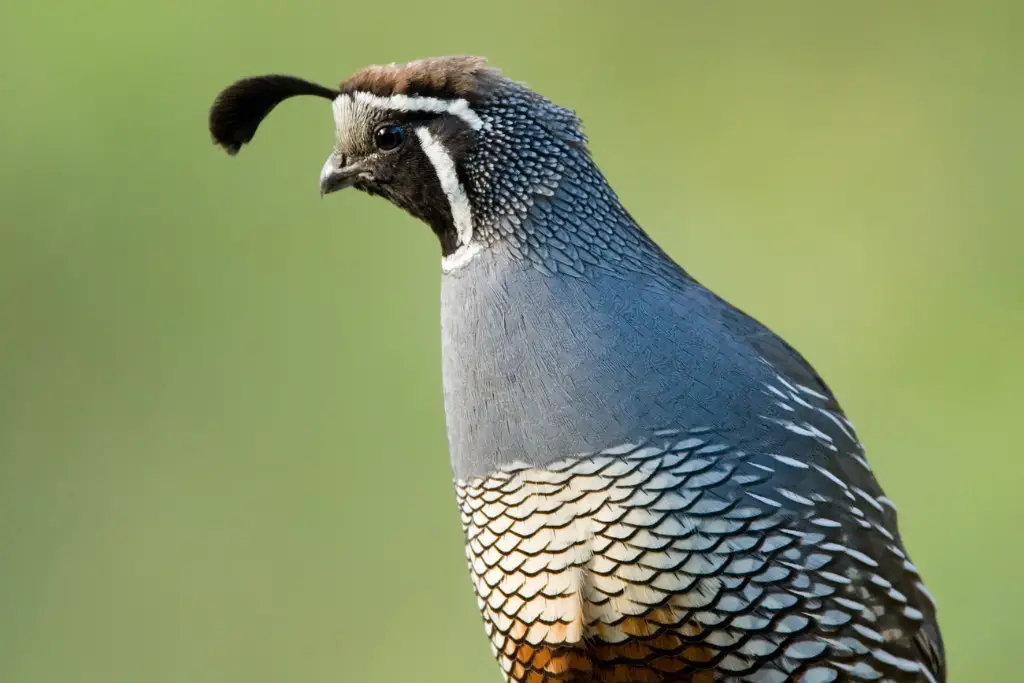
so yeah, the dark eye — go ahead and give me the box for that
[374,124,405,151]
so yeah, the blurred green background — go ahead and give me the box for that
[1,1,1020,681]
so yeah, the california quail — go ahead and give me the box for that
[208,56,945,683]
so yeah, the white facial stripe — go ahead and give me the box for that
[345,91,485,130]
[331,96,348,135]
[415,127,474,247]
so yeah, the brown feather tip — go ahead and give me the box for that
[208,75,339,155]
[339,55,502,103]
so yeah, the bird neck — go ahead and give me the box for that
[445,86,689,282]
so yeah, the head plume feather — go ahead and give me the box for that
[208,75,338,155]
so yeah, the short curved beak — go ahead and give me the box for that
[319,151,359,196]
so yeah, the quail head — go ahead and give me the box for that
[209,56,945,683]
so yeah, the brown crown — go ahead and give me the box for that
[339,56,503,103]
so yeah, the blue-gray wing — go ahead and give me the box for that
[729,314,947,682]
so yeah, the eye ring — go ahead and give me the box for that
[374,124,405,151]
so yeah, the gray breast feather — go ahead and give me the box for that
[445,239,829,482]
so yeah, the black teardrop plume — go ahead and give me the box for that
[208,75,339,155]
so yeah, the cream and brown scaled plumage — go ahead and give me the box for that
[208,56,945,683]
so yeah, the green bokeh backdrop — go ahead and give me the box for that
[1,2,1020,681]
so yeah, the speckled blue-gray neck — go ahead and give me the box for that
[458,82,688,283]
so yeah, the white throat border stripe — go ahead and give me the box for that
[415,127,475,253]
[343,92,485,131]
[441,242,482,274]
